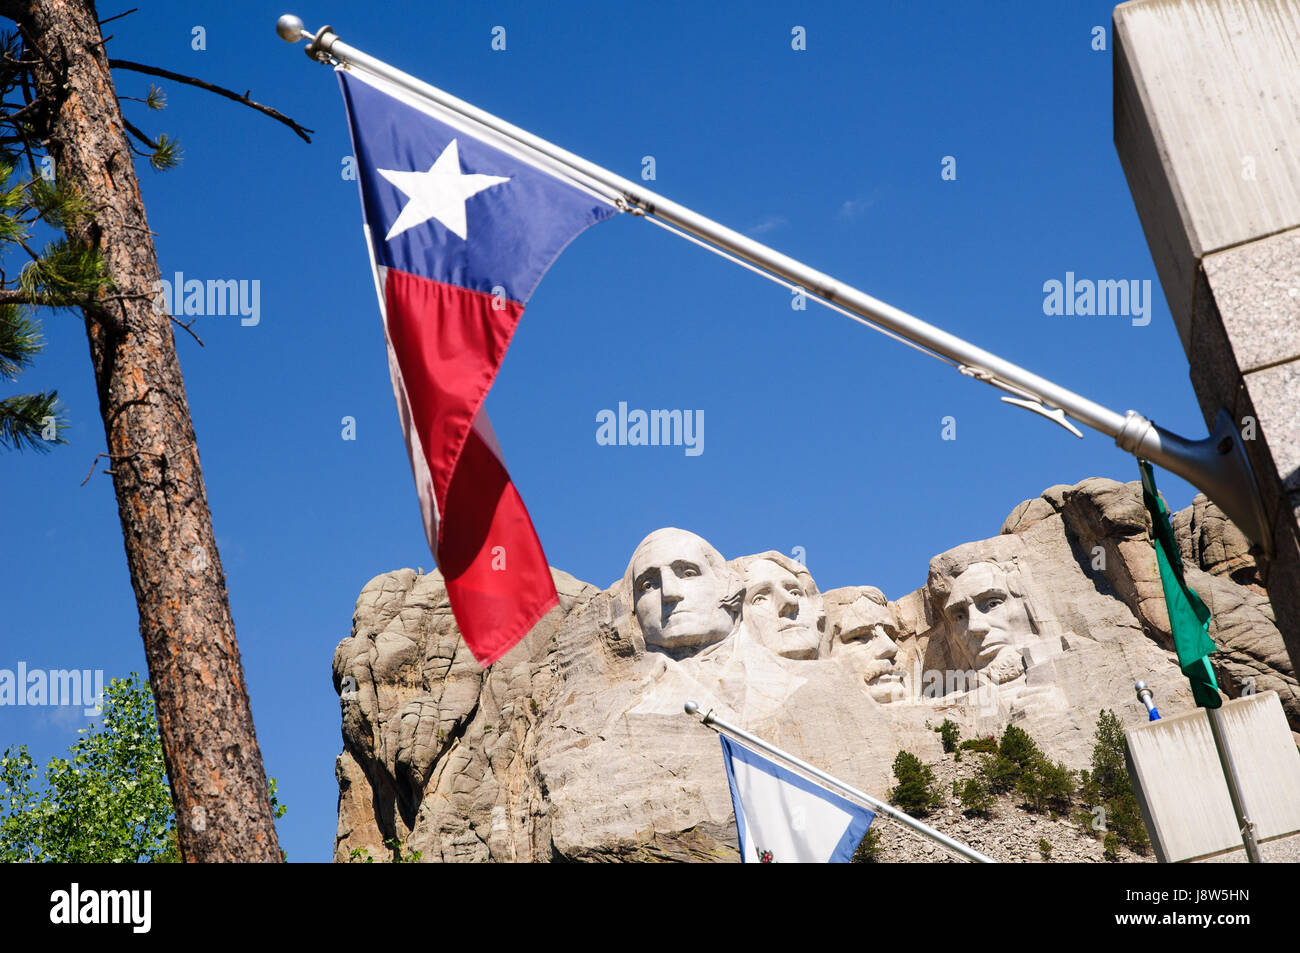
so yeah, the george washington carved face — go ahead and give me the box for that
[627,528,740,658]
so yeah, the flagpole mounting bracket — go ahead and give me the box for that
[276,15,341,63]
[614,196,646,217]
[304,24,340,63]
[1117,408,1272,557]
[1000,396,1084,438]
[683,700,714,726]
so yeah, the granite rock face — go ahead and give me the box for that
[1001,480,1296,729]
[333,479,1297,862]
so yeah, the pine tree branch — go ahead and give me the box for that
[0,98,39,124]
[0,304,42,376]
[108,59,313,143]
[168,312,203,347]
[97,8,137,29]
[14,235,40,262]
[7,39,46,180]
[12,22,54,72]
[79,451,120,485]
[0,389,61,451]
[118,114,155,149]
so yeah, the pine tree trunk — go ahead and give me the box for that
[7,0,281,861]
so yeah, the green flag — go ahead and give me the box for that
[1138,460,1220,708]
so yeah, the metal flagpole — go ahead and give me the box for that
[683,701,996,863]
[1205,705,1264,863]
[275,15,1272,557]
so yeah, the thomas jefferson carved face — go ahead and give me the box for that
[943,562,1035,684]
[742,557,823,660]
[629,529,738,657]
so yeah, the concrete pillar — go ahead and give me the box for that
[1114,0,1300,671]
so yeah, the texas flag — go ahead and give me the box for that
[338,67,615,665]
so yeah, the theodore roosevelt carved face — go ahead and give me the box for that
[833,588,906,702]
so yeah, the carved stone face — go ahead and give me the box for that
[837,596,904,701]
[943,562,1035,684]
[629,529,737,657]
[860,627,904,702]
[742,558,822,660]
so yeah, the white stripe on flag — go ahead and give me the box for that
[362,228,441,547]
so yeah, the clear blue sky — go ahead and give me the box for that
[2,1,1205,861]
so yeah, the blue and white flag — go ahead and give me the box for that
[719,734,875,863]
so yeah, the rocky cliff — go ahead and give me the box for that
[331,478,1296,862]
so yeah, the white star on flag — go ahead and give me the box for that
[377,140,511,242]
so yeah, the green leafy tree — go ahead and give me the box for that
[1086,710,1130,796]
[348,837,422,864]
[890,751,942,817]
[980,723,1044,795]
[971,723,1078,815]
[388,837,422,863]
[0,674,177,862]
[0,673,286,862]
[1103,831,1121,861]
[1037,837,1052,861]
[998,724,1042,770]
[978,753,1018,794]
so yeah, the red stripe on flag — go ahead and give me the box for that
[382,268,556,664]
[383,269,522,522]
[439,423,559,665]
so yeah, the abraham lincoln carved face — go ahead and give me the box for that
[942,562,1036,684]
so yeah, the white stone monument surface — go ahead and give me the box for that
[332,478,1300,861]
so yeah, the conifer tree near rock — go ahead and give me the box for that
[0,0,309,861]
[890,750,943,817]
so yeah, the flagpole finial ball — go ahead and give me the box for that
[1135,680,1156,705]
[684,700,700,716]
[276,14,305,42]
